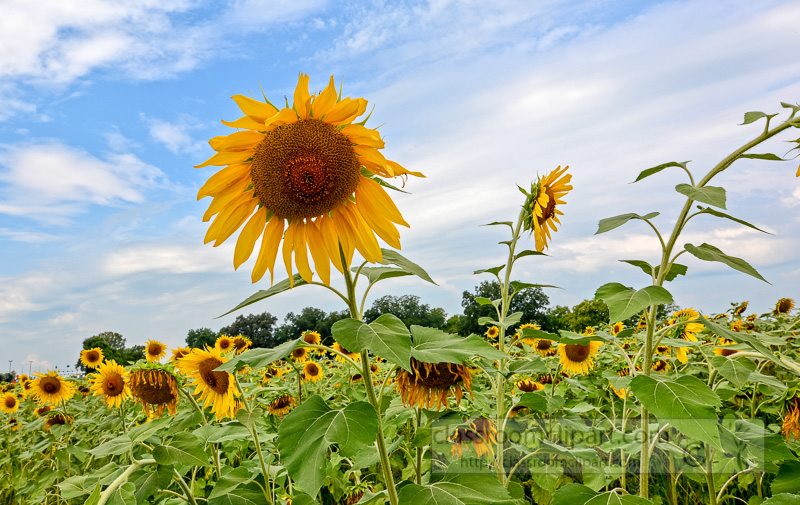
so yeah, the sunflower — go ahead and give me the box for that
[195,73,423,286]
[558,342,602,375]
[611,322,625,336]
[713,313,728,321]
[485,326,500,340]
[145,340,168,362]
[44,414,72,431]
[331,341,360,363]
[775,298,795,315]
[396,358,473,411]
[179,347,240,420]
[88,360,131,409]
[169,347,192,372]
[652,359,670,373]
[449,418,497,458]
[302,361,324,383]
[78,384,91,397]
[733,301,749,316]
[34,405,52,418]
[530,338,558,357]
[129,366,180,418]
[515,378,544,392]
[521,165,572,252]
[31,371,75,406]
[80,348,104,369]
[713,337,738,357]
[636,315,647,330]
[267,393,296,417]
[1,393,19,414]
[232,335,252,355]
[344,484,371,505]
[302,330,321,346]
[515,323,541,345]
[784,397,800,441]
[18,374,29,382]
[509,405,530,418]
[19,379,35,398]
[262,365,284,383]
[291,346,310,363]
[610,384,629,399]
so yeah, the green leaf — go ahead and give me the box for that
[152,432,211,467]
[88,435,130,457]
[126,415,172,444]
[84,483,102,505]
[207,483,266,505]
[633,161,689,183]
[131,465,172,503]
[772,461,800,494]
[698,315,781,365]
[594,284,673,324]
[741,153,784,161]
[473,265,505,276]
[235,407,265,429]
[220,274,308,317]
[216,337,302,372]
[741,111,775,125]
[711,355,756,389]
[379,249,436,284]
[595,212,659,234]
[397,474,517,505]
[513,249,548,261]
[277,395,379,497]
[410,326,507,364]
[355,266,413,285]
[621,260,689,282]
[695,207,771,234]
[474,297,498,307]
[57,476,94,500]
[332,314,412,371]
[684,243,768,283]
[763,495,800,505]
[482,221,513,229]
[208,466,254,499]
[107,482,137,505]
[675,184,727,209]
[630,374,721,449]
[507,357,547,376]
[510,281,560,292]
[553,484,653,505]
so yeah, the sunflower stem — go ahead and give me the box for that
[233,374,273,505]
[96,459,156,505]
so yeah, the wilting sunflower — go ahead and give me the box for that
[291,346,310,363]
[784,396,800,441]
[145,339,168,362]
[129,365,180,418]
[169,347,192,372]
[215,335,235,353]
[31,370,75,406]
[232,335,252,355]
[344,484,371,505]
[34,405,52,418]
[262,365,285,383]
[179,347,240,420]
[485,326,500,340]
[713,337,738,357]
[652,359,670,373]
[396,358,473,411]
[80,348,104,369]
[521,165,573,252]
[1,393,19,414]
[267,393,296,417]
[44,414,72,431]
[558,342,602,375]
[88,360,131,409]
[714,313,728,321]
[195,73,423,286]
[449,418,498,458]
[302,361,324,383]
[775,298,795,315]
[515,378,544,392]
[733,301,749,316]
[331,341,360,363]
[611,322,625,336]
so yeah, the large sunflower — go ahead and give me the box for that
[80,348,104,369]
[302,361,324,383]
[129,366,180,418]
[88,360,131,409]
[1,392,19,414]
[195,74,423,286]
[522,165,572,252]
[31,370,75,406]
[558,342,602,375]
[179,347,240,420]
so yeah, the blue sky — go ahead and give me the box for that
[2,0,799,373]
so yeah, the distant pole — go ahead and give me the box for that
[7,360,11,374]
[29,361,32,374]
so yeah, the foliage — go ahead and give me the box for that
[363,294,447,330]
[75,332,144,371]
[273,307,349,346]
[456,281,550,335]
[218,311,278,348]
[185,327,219,349]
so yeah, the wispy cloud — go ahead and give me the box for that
[143,114,206,155]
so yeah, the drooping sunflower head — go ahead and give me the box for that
[301,330,321,347]
[215,335,235,353]
[195,74,423,287]
[713,337,738,358]
[80,348,104,369]
[34,405,52,418]
[558,341,602,375]
[521,165,572,252]
[396,357,473,411]
[88,360,131,409]
[485,326,500,340]
[145,340,168,362]
[531,338,558,357]
[733,301,749,316]
[331,341,360,363]
[31,370,75,406]
[44,413,72,431]
[302,361,324,383]
[776,298,795,315]
[262,365,284,383]
[610,384,629,399]
[784,397,800,441]
[129,365,180,418]
[232,335,252,355]
[515,378,544,392]
[344,484,371,505]
[169,347,192,372]
[611,322,625,336]
[267,393,296,418]
[673,308,703,341]
[1,392,19,414]
[449,417,498,459]
[652,359,670,373]
[179,347,240,420]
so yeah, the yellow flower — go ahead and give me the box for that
[80,348,104,369]
[31,371,75,406]
[232,335,252,355]
[291,346,310,363]
[88,360,131,409]
[784,397,800,441]
[485,326,500,340]
[396,358,473,411]
[449,417,497,458]
[515,379,544,392]
[611,322,625,336]
[733,301,748,316]
[267,393,296,417]
[522,165,572,251]
[169,347,192,372]
[775,298,795,315]
[179,347,241,420]
[713,337,738,357]
[530,338,558,357]
[558,342,602,375]
[195,74,423,286]
[1,393,19,414]
[331,341,360,363]
[302,361,324,383]
[216,335,235,353]
[145,340,168,362]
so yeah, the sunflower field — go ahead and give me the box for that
[3,76,800,505]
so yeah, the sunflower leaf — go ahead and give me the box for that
[220,275,308,317]
[741,111,777,125]
[675,183,727,209]
[474,297,498,307]
[683,243,768,283]
[698,315,781,366]
[595,212,659,234]
[207,483,268,505]
[332,315,412,371]
[740,153,784,161]
[474,265,505,276]
[513,249,548,261]
[710,356,756,389]
[594,283,673,324]
[552,484,653,505]
[695,207,772,234]
[397,473,517,505]
[619,259,654,277]
[355,266,413,284]
[379,249,436,284]
[215,337,302,372]
[277,395,378,498]
[152,432,211,467]
[510,281,561,292]
[482,221,514,229]
[410,326,507,364]
[633,161,689,183]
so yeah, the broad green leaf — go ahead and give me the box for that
[595,212,659,235]
[553,484,653,505]
[152,432,211,467]
[208,466,254,499]
[732,419,796,462]
[379,249,436,284]
[554,329,613,344]
[594,284,673,324]
[88,435,130,457]
[220,274,308,317]
[107,482,136,505]
[84,483,102,505]
[410,326,507,364]
[332,314,412,371]
[510,281,560,292]
[748,371,788,392]
[633,161,689,183]
[131,465,172,503]
[277,395,379,497]
[216,337,302,372]
[675,184,727,209]
[355,266,412,285]
[699,316,781,365]
[540,439,601,464]
[207,483,265,505]
[772,461,800,494]
[763,495,800,505]
[742,111,770,124]
[474,297,497,306]
[684,243,768,283]
[630,374,721,449]
[507,357,547,376]
[516,392,549,412]
[621,260,688,282]
[57,476,94,500]
[289,493,319,505]
[711,356,756,389]
[741,153,784,161]
[620,259,654,277]
[514,249,548,261]
[397,473,517,505]
[195,423,251,444]
[696,207,771,234]
[126,415,172,444]
[505,312,523,327]
[235,407,265,429]
[474,265,505,276]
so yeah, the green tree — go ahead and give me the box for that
[363,295,447,329]
[457,281,550,336]
[219,312,279,348]
[186,328,219,349]
[274,307,349,345]
[544,299,609,332]
[76,332,144,371]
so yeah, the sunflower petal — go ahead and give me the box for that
[216,130,265,151]
[231,95,278,122]
[293,73,311,119]
[195,150,253,168]
[324,97,368,125]
[318,215,344,274]
[221,116,268,131]
[306,219,330,285]
[282,221,296,287]
[234,207,267,269]
[252,216,284,284]
[313,76,338,118]
[356,177,409,226]
[293,222,313,283]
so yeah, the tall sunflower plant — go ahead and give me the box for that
[591,103,800,501]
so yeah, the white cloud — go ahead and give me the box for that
[0,228,60,242]
[222,0,326,30]
[48,312,77,325]
[103,243,234,276]
[143,114,206,154]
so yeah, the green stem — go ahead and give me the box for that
[233,375,274,505]
[415,408,423,485]
[172,468,199,505]
[97,459,156,505]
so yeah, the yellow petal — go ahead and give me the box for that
[386,159,425,178]
[202,179,250,221]
[318,215,344,274]
[342,123,385,148]
[282,221,296,287]
[195,150,253,168]
[233,207,267,270]
[213,198,258,246]
[264,108,299,128]
[231,95,278,122]
[323,97,367,125]
[293,74,311,119]
[197,163,251,200]
[221,116,268,131]
[293,222,313,283]
[340,204,382,263]
[252,216,284,284]
[353,200,401,249]
[356,177,409,226]
[312,76,338,118]
[330,211,355,269]
[216,130,264,151]
[306,219,330,285]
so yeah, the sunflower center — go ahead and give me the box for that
[148,343,163,356]
[250,119,361,220]
[273,395,293,409]
[536,340,552,351]
[564,344,591,363]
[41,378,60,394]
[778,299,793,313]
[414,361,463,389]
[233,338,247,350]
[198,357,229,394]
[4,396,15,408]
[131,370,178,406]
[537,186,557,225]
[720,348,738,357]
[306,363,320,376]
[86,351,100,362]
[103,372,124,397]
